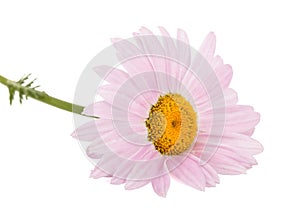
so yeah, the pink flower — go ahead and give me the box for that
[72,27,263,197]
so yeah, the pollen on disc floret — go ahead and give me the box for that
[145,93,198,155]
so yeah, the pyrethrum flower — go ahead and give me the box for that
[72,27,263,197]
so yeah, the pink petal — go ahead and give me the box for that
[168,154,206,191]
[139,26,153,35]
[101,146,166,181]
[97,81,150,109]
[215,63,233,89]
[120,149,167,181]
[94,65,129,85]
[125,180,150,190]
[151,174,170,197]
[223,88,238,106]
[211,55,224,69]
[110,37,122,43]
[122,57,154,76]
[86,127,149,160]
[83,101,112,118]
[112,38,153,75]
[221,133,263,155]
[83,101,148,138]
[199,133,263,156]
[90,167,111,179]
[195,133,263,174]
[186,80,212,111]
[87,140,107,159]
[195,87,238,117]
[177,29,191,91]
[71,120,112,141]
[201,163,220,187]
[158,27,182,92]
[96,153,130,177]
[190,56,226,101]
[136,27,166,72]
[110,177,126,185]
[243,128,255,136]
[158,26,172,37]
[224,106,260,133]
[112,158,137,180]
[199,105,260,134]
[199,33,233,89]
[128,95,152,118]
[97,84,118,104]
[199,32,216,63]
[209,155,249,175]
[96,83,152,119]
[133,28,172,93]
[177,28,189,44]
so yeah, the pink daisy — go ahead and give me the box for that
[72,27,263,197]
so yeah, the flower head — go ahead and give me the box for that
[72,27,263,197]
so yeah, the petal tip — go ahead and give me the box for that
[71,130,77,138]
[208,31,216,39]
[158,192,167,198]
[139,26,152,34]
[153,189,168,198]
[110,37,122,43]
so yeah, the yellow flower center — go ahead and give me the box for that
[145,93,198,155]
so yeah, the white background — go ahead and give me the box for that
[0,0,299,213]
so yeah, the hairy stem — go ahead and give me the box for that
[0,74,86,116]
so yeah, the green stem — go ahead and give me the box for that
[0,74,87,116]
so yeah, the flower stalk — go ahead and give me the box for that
[0,74,86,116]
